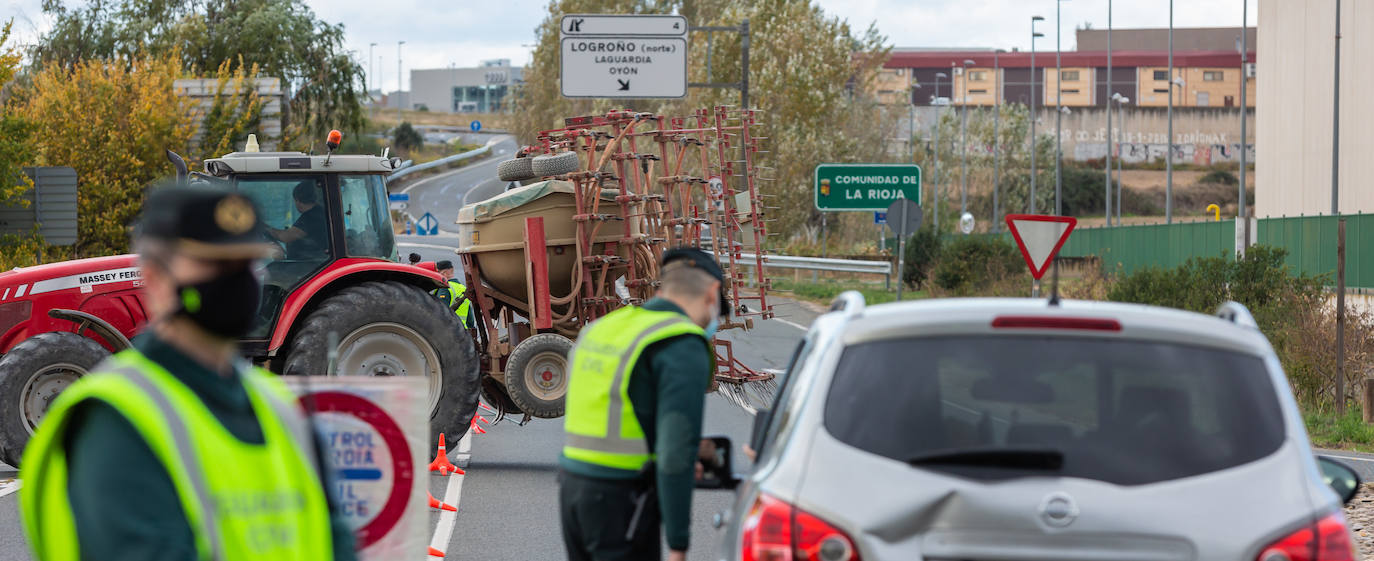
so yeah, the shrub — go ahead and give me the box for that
[1199,169,1239,185]
[901,226,941,289]
[930,235,1022,295]
[392,122,423,153]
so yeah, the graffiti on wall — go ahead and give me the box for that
[1074,142,1256,165]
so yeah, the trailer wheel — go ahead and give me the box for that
[497,157,535,182]
[0,332,110,467]
[283,280,480,445]
[503,333,573,419]
[531,151,581,177]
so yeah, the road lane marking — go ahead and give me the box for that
[773,317,808,332]
[1317,452,1374,463]
[398,242,461,252]
[429,432,473,558]
[0,478,21,499]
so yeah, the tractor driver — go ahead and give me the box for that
[265,181,328,259]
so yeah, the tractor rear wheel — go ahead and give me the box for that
[0,332,110,467]
[503,333,573,419]
[283,281,480,445]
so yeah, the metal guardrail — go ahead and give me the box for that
[737,253,892,275]
[386,145,491,182]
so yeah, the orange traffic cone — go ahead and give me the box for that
[470,416,487,435]
[478,401,495,413]
[428,434,463,475]
[427,491,457,512]
[428,546,446,557]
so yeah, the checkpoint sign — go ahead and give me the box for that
[560,14,688,98]
[1005,214,1077,279]
[815,163,921,212]
[287,377,427,560]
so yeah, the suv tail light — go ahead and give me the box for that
[741,493,860,561]
[991,316,1122,331]
[1257,512,1355,561]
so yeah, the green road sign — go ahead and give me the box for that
[814,163,921,212]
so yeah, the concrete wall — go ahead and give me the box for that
[904,105,1254,165]
[174,78,284,152]
[1257,0,1374,217]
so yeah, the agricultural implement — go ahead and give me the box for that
[458,106,778,420]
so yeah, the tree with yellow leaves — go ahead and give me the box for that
[22,55,197,256]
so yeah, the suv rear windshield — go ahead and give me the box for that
[824,336,1284,485]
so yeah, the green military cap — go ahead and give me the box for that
[137,186,276,259]
[660,247,730,317]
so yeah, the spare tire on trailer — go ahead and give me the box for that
[531,151,581,177]
[497,157,535,182]
[0,332,110,467]
[283,280,479,445]
[503,333,574,419]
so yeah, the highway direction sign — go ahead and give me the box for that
[559,14,688,98]
[815,163,921,212]
[1005,214,1077,280]
[416,212,440,236]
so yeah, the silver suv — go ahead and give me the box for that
[714,294,1361,561]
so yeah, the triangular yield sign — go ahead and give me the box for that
[1004,214,1077,280]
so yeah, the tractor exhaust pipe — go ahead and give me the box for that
[165,149,189,185]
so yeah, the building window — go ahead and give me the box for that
[970,89,988,94]
[1153,70,1169,81]
[1153,88,1169,93]
[1060,70,1079,81]
[970,71,987,81]
[1062,89,1080,94]
[895,69,905,76]
[1203,71,1224,81]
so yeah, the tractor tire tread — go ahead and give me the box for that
[503,333,573,419]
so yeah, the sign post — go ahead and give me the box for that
[815,163,921,212]
[885,199,922,301]
[559,14,688,99]
[285,377,428,560]
[1004,214,1077,298]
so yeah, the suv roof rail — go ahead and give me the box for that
[829,291,866,319]
[1215,301,1258,328]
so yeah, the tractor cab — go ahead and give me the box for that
[197,134,407,343]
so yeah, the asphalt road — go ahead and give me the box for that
[400,134,518,234]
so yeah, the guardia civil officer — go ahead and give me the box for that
[433,260,473,328]
[21,187,356,561]
[560,248,728,561]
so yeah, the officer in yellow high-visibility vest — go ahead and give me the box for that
[433,260,472,328]
[559,248,728,561]
[20,187,355,561]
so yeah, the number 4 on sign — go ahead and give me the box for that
[1004,214,1077,280]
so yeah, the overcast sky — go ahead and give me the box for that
[4,0,1258,91]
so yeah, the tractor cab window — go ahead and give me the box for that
[234,174,331,339]
[340,174,398,261]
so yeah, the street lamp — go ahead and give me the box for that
[397,41,406,124]
[1105,0,1114,226]
[908,83,921,163]
[1238,0,1249,239]
[1167,0,1174,223]
[368,42,377,107]
[1112,93,1130,224]
[960,58,975,216]
[1055,0,1070,217]
[933,72,948,232]
[1030,16,1045,214]
[993,49,1004,232]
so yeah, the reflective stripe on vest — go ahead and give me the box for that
[19,350,333,561]
[439,280,471,327]
[563,307,705,471]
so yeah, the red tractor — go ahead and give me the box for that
[0,137,479,466]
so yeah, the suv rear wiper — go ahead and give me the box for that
[906,447,1065,470]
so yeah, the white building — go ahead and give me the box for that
[408,59,523,113]
[1257,0,1374,217]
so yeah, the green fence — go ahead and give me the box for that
[1059,220,1237,275]
[1258,214,1373,288]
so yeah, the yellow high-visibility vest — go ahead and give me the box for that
[562,306,706,471]
[20,350,334,560]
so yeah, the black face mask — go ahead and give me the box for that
[175,265,261,338]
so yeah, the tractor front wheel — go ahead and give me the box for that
[0,332,110,467]
[283,281,480,445]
